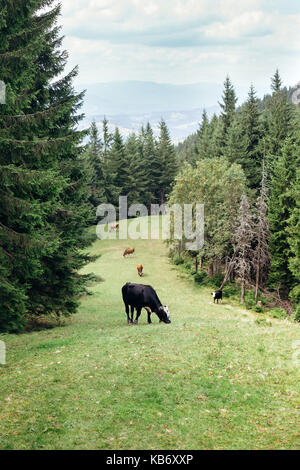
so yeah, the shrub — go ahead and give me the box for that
[253,305,263,313]
[295,305,300,322]
[244,293,256,310]
[255,318,272,327]
[173,256,184,265]
[222,284,238,297]
[207,273,224,288]
[184,261,192,271]
[269,308,287,320]
[194,271,207,284]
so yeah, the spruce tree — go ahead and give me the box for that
[197,109,212,160]
[254,162,270,300]
[157,119,178,204]
[264,70,296,170]
[141,122,160,207]
[240,85,263,191]
[268,138,298,297]
[124,133,147,206]
[219,76,237,145]
[86,120,105,208]
[286,166,300,306]
[0,0,94,331]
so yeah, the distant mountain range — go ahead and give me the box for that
[76,80,266,143]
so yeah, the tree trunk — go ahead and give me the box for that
[255,239,261,301]
[241,280,245,303]
[199,256,202,269]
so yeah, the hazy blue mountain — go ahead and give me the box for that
[77,80,253,142]
[80,106,219,144]
[79,80,224,115]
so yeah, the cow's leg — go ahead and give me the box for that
[147,311,152,324]
[134,307,142,324]
[130,305,135,323]
[125,303,131,324]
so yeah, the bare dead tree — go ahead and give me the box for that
[234,194,255,303]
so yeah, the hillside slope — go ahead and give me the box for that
[0,217,299,449]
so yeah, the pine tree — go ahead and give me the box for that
[223,116,247,167]
[0,0,94,331]
[219,76,237,145]
[286,166,300,306]
[124,133,147,206]
[234,194,255,303]
[86,120,105,208]
[268,138,298,297]
[264,70,296,169]
[197,109,212,160]
[254,162,271,300]
[240,85,264,191]
[110,127,127,196]
[157,120,178,204]
[141,122,160,207]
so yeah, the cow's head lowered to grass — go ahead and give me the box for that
[157,305,171,324]
[122,282,171,325]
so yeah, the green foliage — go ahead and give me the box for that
[194,271,207,284]
[269,308,287,320]
[172,256,184,265]
[255,317,272,327]
[222,283,239,298]
[0,0,94,331]
[168,157,246,265]
[294,305,300,322]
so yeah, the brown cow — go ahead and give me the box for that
[123,247,135,257]
[137,264,143,277]
[109,223,119,232]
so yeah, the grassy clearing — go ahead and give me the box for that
[0,216,299,450]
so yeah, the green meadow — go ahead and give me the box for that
[0,217,299,450]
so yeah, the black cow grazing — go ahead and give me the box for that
[211,290,223,304]
[122,282,171,325]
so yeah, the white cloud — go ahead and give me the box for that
[58,0,300,91]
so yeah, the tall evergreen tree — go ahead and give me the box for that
[240,85,263,191]
[268,138,298,297]
[0,0,94,332]
[141,122,161,206]
[110,127,127,196]
[86,120,105,208]
[264,70,296,169]
[254,162,271,300]
[124,133,147,206]
[157,119,178,204]
[219,76,237,145]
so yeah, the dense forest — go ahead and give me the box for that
[170,73,300,318]
[0,1,299,333]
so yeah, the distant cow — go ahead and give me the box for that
[109,223,119,232]
[137,264,143,277]
[211,290,222,304]
[123,247,135,257]
[122,282,171,325]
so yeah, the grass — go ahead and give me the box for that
[0,216,299,450]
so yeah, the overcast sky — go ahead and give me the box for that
[59,0,300,94]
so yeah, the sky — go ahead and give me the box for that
[58,0,300,96]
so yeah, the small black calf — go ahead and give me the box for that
[211,290,222,304]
